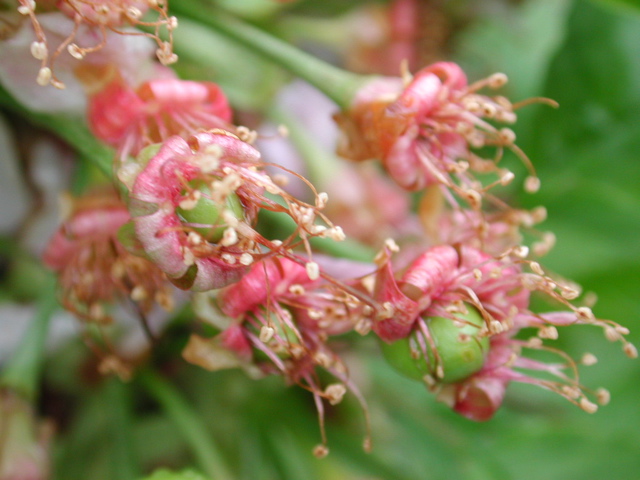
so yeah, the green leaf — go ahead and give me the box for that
[590,0,640,13]
[139,469,210,480]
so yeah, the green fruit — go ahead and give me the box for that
[176,181,244,242]
[380,305,489,384]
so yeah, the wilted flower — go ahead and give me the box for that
[335,61,551,203]
[186,256,373,455]
[43,189,173,324]
[88,75,233,165]
[125,130,346,292]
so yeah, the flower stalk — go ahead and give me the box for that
[0,275,58,402]
[170,1,372,110]
[138,370,234,480]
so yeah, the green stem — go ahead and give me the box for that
[0,84,114,179]
[138,370,234,480]
[105,378,140,480]
[170,1,374,110]
[267,106,341,187]
[0,274,58,402]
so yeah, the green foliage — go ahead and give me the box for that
[140,469,210,480]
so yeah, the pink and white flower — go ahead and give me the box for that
[335,62,548,203]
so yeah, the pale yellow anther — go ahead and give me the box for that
[187,232,203,245]
[221,209,239,228]
[239,253,253,266]
[221,253,236,265]
[316,192,329,209]
[355,318,372,336]
[326,226,346,241]
[182,247,195,267]
[313,445,329,459]
[220,227,238,247]
[624,342,638,359]
[581,353,598,366]
[17,0,35,14]
[288,284,305,295]
[50,78,66,90]
[306,261,320,281]
[179,190,201,211]
[324,383,347,405]
[527,337,543,348]
[596,388,610,406]
[259,325,275,343]
[30,41,47,60]
[525,176,541,193]
[605,326,620,342]
[67,44,85,60]
[538,325,558,340]
[384,238,400,253]
[580,397,598,414]
[310,225,327,235]
[36,67,52,86]
[499,128,516,144]
[500,171,515,186]
[126,6,143,20]
[576,306,595,321]
[488,72,508,88]
[130,285,148,302]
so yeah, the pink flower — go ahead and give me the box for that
[335,62,546,202]
[43,189,172,323]
[188,256,373,454]
[127,131,345,292]
[88,76,232,162]
[374,244,636,418]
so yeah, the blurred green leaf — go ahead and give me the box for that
[139,469,210,480]
[590,0,640,13]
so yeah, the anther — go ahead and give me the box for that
[67,44,85,60]
[581,353,598,366]
[579,397,598,414]
[306,261,320,281]
[239,253,253,266]
[30,42,47,60]
[313,445,329,458]
[488,72,508,88]
[624,342,638,359]
[221,228,238,247]
[324,384,347,405]
[259,325,275,343]
[525,176,541,193]
[596,388,610,406]
[384,238,400,253]
[130,286,148,302]
[316,192,329,208]
[36,67,52,86]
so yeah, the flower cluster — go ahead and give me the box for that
[2,0,634,462]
